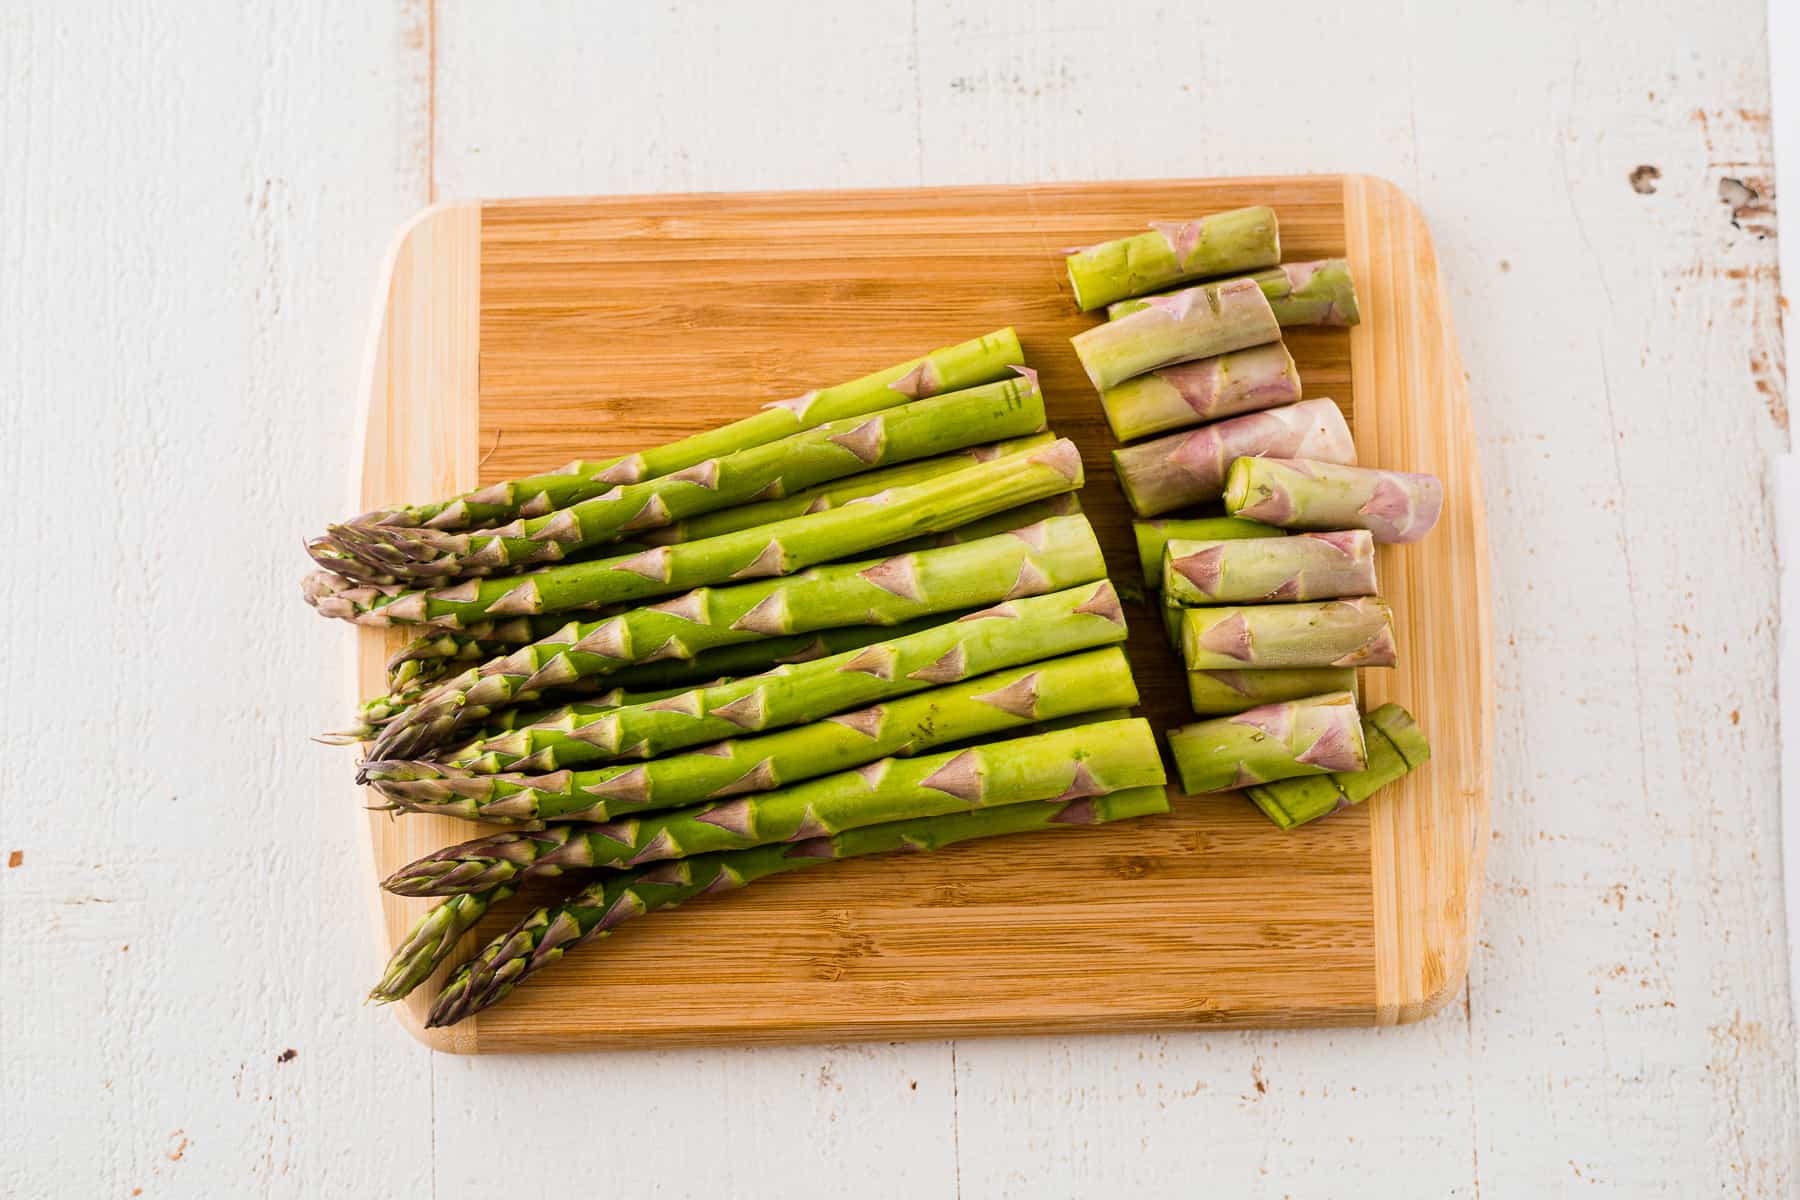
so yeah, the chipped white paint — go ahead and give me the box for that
[1,1,1794,1196]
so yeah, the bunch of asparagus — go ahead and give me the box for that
[304,329,1177,1023]
[1063,208,1442,821]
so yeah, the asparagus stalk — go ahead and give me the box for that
[642,433,1053,546]
[1071,277,1281,392]
[424,784,1173,1025]
[1178,597,1396,670]
[331,372,1049,583]
[1111,398,1354,516]
[1187,667,1358,716]
[1167,691,1366,794]
[1099,343,1302,443]
[386,617,577,689]
[338,328,1024,534]
[1245,703,1429,829]
[367,885,515,1005]
[1065,206,1280,311]
[1223,456,1445,545]
[364,579,1128,779]
[1106,259,1362,327]
[386,717,1164,896]
[367,646,1140,823]
[364,515,1106,761]
[304,439,1085,630]
[1134,517,1282,589]
[1162,530,1377,606]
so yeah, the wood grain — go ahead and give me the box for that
[356,176,1488,1051]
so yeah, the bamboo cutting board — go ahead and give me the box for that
[352,176,1492,1052]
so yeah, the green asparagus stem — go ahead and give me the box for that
[1065,206,1280,311]
[424,784,1173,1026]
[1134,517,1282,589]
[336,328,1024,535]
[337,372,1049,583]
[366,885,515,1005]
[388,616,586,676]
[1167,691,1366,794]
[1106,259,1362,327]
[1099,343,1301,443]
[1071,277,1280,392]
[1244,703,1429,829]
[643,433,1053,546]
[1178,597,1396,670]
[1162,530,1377,606]
[1223,456,1445,544]
[363,579,1128,780]
[1186,668,1358,716]
[386,717,1164,896]
[1111,398,1355,516]
[367,646,1139,823]
[364,514,1106,761]
[304,439,1085,630]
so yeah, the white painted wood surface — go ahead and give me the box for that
[1,1,1793,1195]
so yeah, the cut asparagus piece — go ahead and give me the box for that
[1178,597,1396,670]
[1099,343,1301,443]
[385,717,1165,895]
[1186,668,1359,716]
[1167,691,1366,794]
[363,579,1128,779]
[1245,703,1429,829]
[1162,530,1377,606]
[1223,456,1445,544]
[643,433,1054,546]
[423,784,1173,1025]
[1134,517,1283,589]
[1065,206,1281,311]
[335,371,1049,583]
[1071,277,1281,392]
[305,439,1085,629]
[1106,259,1362,327]
[364,514,1107,761]
[367,885,515,1005]
[367,646,1139,823]
[1112,398,1354,516]
[336,327,1024,534]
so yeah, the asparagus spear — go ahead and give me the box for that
[1099,343,1302,443]
[1223,456,1445,544]
[1065,206,1280,311]
[1134,517,1282,589]
[1167,691,1366,794]
[386,717,1164,896]
[1162,531,1377,606]
[367,885,515,1005]
[643,433,1053,546]
[1186,668,1358,716]
[331,371,1049,583]
[386,617,577,688]
[339,328,1024,534]
[1111,398,1354,516]
[1071,277,1281,392]
[423,784,1173,1024]
[1245,703,1429,829]
[364,579,1128,779]
[304,439,1085,629]
[1178,597,1396,670]
[364,514,1106,761]
[367,646,1139,822]
[1106,259,1362,327]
